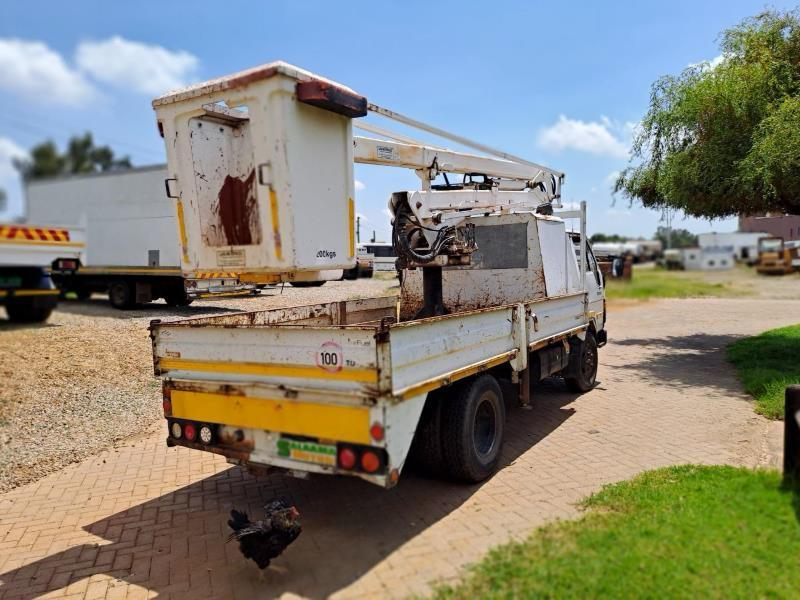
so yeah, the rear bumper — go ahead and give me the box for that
[0,288,59,308]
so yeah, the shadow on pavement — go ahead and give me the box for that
[611,333,746,397]
[0,385,578,599]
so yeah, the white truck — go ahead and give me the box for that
[148,62,606,487]
[25,166,254,308]
[0,222,83,322]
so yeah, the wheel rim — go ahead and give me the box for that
[473,393,498,457]
[582,343,597,383]
[110,284,125,305]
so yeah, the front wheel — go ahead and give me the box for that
[564,332,598,393]
[6,302,52,323]
[440,374,506,482]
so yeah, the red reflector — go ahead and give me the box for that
[370,422,384,441]
[162,399,172,416]
[184,423,197,442]
[361,451,380,473]
[338,447,357,470]
[59,260,77,270]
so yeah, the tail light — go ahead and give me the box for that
[170,421,182,439]
[336,444,387,474]
[361,450,381,473]
[162,399,172,417]
[369,422,385,441]
[183,423,197,442]
[338,447,357,470]
[56,259,77,270]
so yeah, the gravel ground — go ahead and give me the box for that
[0,276,398,492]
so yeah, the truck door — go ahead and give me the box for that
[585,245,604,327]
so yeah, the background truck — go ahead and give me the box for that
[148,61,607,488]
[25,166,254,308]
[0,223,83,322]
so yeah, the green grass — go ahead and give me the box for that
[605,267,730,300]
[727,324,800,420]
[434,466,800,599]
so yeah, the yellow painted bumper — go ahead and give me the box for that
[169,389,371,445]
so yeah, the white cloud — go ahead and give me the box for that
[354,180,365,192]
[0,39,95,106]
[76,36,199,95]
[0,137,27,216]
[688,54,725,70]
[0,137,26,180]
[537,115,632,158]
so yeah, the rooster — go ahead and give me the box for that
[227,500,302,569]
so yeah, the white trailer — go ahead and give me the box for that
[25,167,254,309]
[0,223,83,322]
[149,61,607,488]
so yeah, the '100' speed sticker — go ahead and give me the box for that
[316,341,343,373]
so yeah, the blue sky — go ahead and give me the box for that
[1,0,796,240]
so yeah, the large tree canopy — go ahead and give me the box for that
[14,133,131,181]
[616,10,800,218]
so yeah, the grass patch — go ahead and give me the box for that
[434,466,800,599]
[727,324,800,420]
[605,267,730,300]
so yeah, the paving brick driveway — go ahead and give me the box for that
[0,298,796,599]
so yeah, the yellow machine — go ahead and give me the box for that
[756,237,800,275]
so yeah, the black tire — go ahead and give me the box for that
[408,390,446,475]
[108,281,135,310]
[290,281,326,288]
[164,289,193,307]
[440,374,506,482]
[564,332,598,393]
[6,303,52,323]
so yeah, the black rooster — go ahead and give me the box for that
[227,500,302,569]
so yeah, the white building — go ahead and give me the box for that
[698,232,767,263]
[681,246,735,270]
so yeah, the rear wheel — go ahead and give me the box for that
[408,390,446,475]
[108,281,135,310]
[6,302,52,323]
[440,375,506,482]
[564,332,598,393]
[164,289,193,307]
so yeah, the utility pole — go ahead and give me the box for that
[356,215,361,243]
[665,208,673,249]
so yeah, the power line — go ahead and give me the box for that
[0,112,164,160]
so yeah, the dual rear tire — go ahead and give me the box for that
[411,374,506,483]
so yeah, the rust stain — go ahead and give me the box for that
[217,169,262,246]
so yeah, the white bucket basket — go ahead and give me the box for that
[153,61,365,275]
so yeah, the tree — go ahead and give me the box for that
[654,226,697,249]
[589,233,628,243]
[14,133,131,181]
[616,10,800,218]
